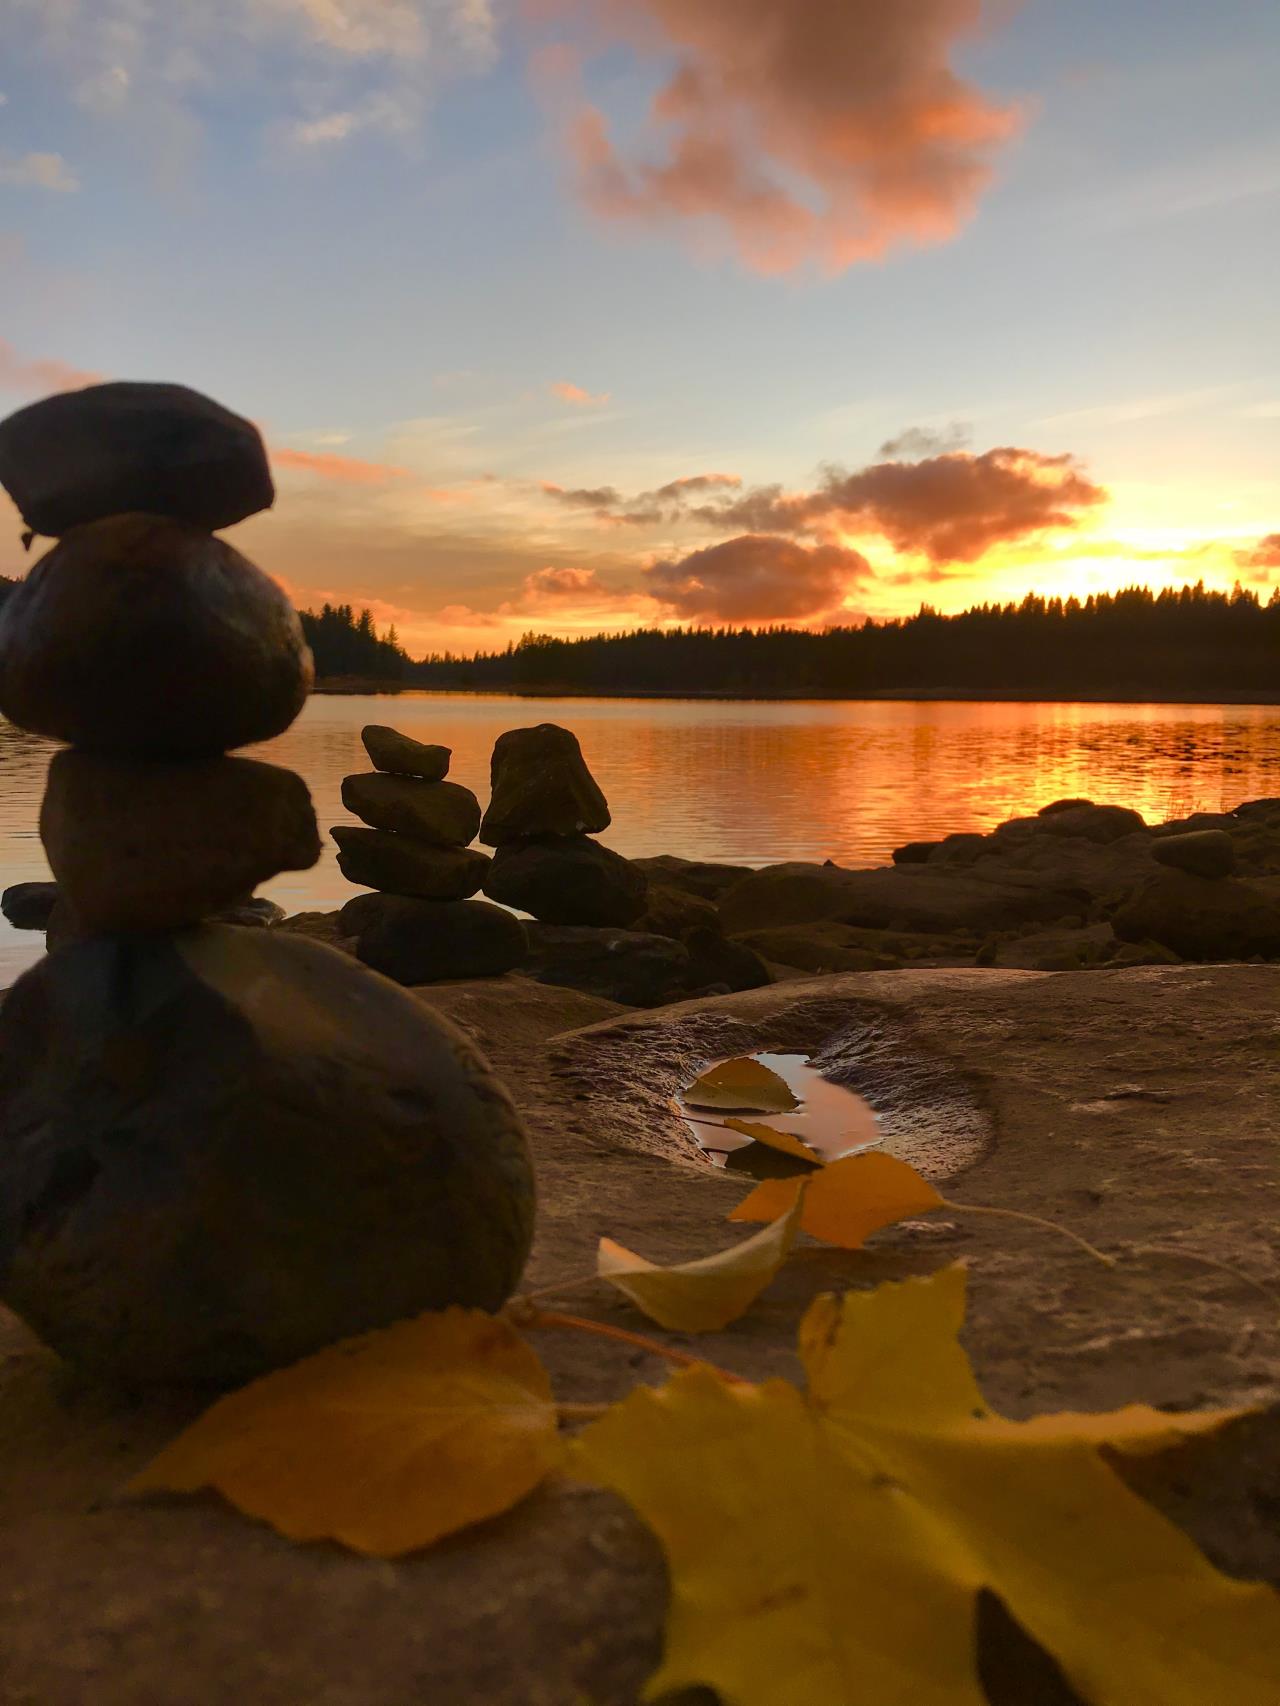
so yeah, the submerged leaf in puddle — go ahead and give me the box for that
[684,1056,800,1113]
[729,1150,944,1248]
[723,1117,824,1168]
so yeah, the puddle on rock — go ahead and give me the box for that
[680,1052,881,1179]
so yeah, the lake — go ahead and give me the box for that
[2,692,1278,982]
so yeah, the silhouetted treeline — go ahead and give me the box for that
[411,584,1280,699]
[299,602,409,681]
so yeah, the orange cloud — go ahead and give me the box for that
[0,339,102,397]
[645,533,869,622]
[539,0,1020,274]
[550,379,610,405]
[272,447,411,485]
[1236,532,1280,575]
[699,447,1107,562]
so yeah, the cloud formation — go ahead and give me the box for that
[696,447,1107,562]
[0,151,79,192]
[645,533,869,622]
[878,421,971,457]
[1236,532,1280,575]
[0,340,101,397]
[550,379,610,405]
[273,446,411,485]
[540,0,1020,273]
[542,468,741,525]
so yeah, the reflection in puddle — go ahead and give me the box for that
[680,1052,880,1178]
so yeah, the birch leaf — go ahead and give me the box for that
[729,1149,944,1247]
[723,1116,824,1167]
[576,1265,1280,1706]
[128,1309,560,1557]
[597,1190,804,1332]
[685,1057,799,1112]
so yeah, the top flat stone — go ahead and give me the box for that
[361,725,451,779]
[479,723,610,846]
[0,381,275,539]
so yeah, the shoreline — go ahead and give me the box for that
[313,678,1280,708]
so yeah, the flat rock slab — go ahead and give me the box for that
[2,965,1278,1703]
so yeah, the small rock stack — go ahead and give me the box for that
[480,723,649,925]
[333,725,527,983]
[0,382,534,1387]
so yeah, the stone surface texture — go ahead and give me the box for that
[341,774,481,846]
[0,881,59,931]
[348,895,528,984]
[0,381,275,538]
[0,515,313,757]
[331,827,490,899]
[480,724,610,846]
[0,964,1276,1703]
[0,928,535,1387]
[40,751,321,931]
[1152,828,1236,879]
[483,835,648,927]
[361,726,450,780]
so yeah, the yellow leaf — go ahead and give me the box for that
[128,1309,560,1557]
[597,1191,804,1332]
[723,1116,824,1168]
[684,1056,799,1113]
[728,1149,943,1247]
[576,1265,1280,1706]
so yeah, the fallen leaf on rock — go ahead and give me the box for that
[729,1149,944,1248]
[577,1264,1280,1706]
[128,1309,561,1556]
[684,1056,799,1113]
[598,1191,804,1332]
[723,1116,824,1167]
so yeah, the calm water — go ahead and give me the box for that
[2,692,1278,982]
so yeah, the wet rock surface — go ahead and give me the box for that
[480,723,611,846]
[0,381,274,538]
[348,895,528,984]
[0,515,313,756]
[40,751,321,931]
[483,835,648,927]
[361,725,451,780]
[332,827,490,899]
[2,964,1276,1704]
[0,928,535,1387]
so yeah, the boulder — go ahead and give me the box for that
[1113,871,1280,961]
[214,896,286,928]
[1033,802,1147,843]
[631,853,753,901]
[341,773,481,847]
[0,381,274,539]
[0,927,535,1386]
[0,515,313,757]
[682,928,771,994]
[361,725,451,781]
[479,724,610,845]
[524,924,690,1007]
[718,862,1079,937]
[332,828,489,900]
[350,896,528,984]
[1,880,59,931]
[1152,829,1236,879]
[892,840,939,865]
[39,751,321,931]
[633,884,721,941]
[483,836,648,927]
[730,923,902,974]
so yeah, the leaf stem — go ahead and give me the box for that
[508,1273,603,1309]
[1128,1244,1280,1309]
[522,1306,750,1384]
[938,1198,1117,1268]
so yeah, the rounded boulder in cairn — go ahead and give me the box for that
[40,750,321,932]
[361,725,451,780]
[0,515,313,757]
[1152,828,1236,880]
[332,826,490,900]
[345,895,528,985]
[341,773,481,846]
[0,928,536,1387]
[483,834,648,927]
[0,381,274,538]
[479,723,610,846]
[1,881,60,931]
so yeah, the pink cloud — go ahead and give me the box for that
[645,533,869,622]
[538,0,1021,274]
[0,338,102,397]
[273,447,411,486]
[1237,532,1280,576]
[550,379,611,405]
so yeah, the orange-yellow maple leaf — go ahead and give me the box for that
[729,1149,943,1247]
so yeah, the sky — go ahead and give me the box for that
[0,0,1276,656]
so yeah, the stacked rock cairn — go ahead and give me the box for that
[332,727,527,984]
[0,380,534,1387]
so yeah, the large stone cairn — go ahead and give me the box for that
[479,723,649,926]
[0,381,535,1386]
[333,726,528,982]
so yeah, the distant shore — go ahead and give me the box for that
[313,678,1280,708]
